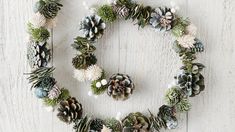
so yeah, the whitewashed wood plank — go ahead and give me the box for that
[187,0,235,132]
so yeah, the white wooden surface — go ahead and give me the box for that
[0,0,235,132]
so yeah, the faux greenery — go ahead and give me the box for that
[43,88,70,106]
[171,17,190,37]
[104,118,123,132]
[98,5,117,22]
[165,86,183,106]
[71,36,96,54]
[91,71,107,95]
[176,98,191,112]
[72,54,97,69]
[28,23,50,42]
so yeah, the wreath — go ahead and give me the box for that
[26,0,205,132]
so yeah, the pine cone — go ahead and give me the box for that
[27,41,51,69]
[34,0,46,13]
[150,7,174,31]
[176,70,205,97]
[57,97,83,123]
[148,110,166,131]
[80,15,106,41]
[122,112,150,132]
[107,73,135,100]
[74,116,91,132]
[40,1,63,19]
[112,4,130,18]
[48,84,61,99]
[191,38,204,52]
[157,105,178,129]
[72,54,97,70]
[90,118,104,132]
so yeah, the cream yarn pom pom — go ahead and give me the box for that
[177,35,196,48]
[30,12,46,28]
[86,65,103,81]
[74,69,87,82]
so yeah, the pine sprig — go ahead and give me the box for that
[27,23,50,42]
[27,67,55,89]
[71,36,96,54]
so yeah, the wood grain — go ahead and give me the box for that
[0,0,235,132]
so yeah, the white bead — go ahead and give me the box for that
[171,8,176,13]
[88,91,93,96]
[101,79,108,85]
[96,82,102,88]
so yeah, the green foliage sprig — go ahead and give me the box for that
[98,5,117,22]
[43,88,70,106]
[71,36,96,54]
[27,23,50,42]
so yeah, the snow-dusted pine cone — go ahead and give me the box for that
[80,15,106,41]
[27,41,51,69]
[107,73,135,100]
[150,7,174,31]
[48,84,61,99]
[112,4,130,18]
[57,97,83,124]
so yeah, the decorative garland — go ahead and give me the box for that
[26,0,205,132]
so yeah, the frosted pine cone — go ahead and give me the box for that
[177,35,196,48]
[74,69,87,82]
[112,4,129,18]
[107,73,135,100]
[150,7,174,31]
[48,84,61,99]
[80,15,106,41]
[30,12,46,28]
[86,65,103,81]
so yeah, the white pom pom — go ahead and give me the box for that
[186,24,197,36]
[86,65,103,81]
[45,17,57,29]
[177,35,196,48]
[30,12,46,28]
[101,79,108,85]
[74,69,87,82]
[96,82,102,88]
[88,91,93,96]
[115,112,122,121]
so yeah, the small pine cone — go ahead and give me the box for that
[112,4,129,18]
[107,73,135,100]
[149,110,166,131]
[40,1,62,19]
[122,112,150,132]
[165,117,178,129]
[72,54,97,70]
[73,115,91,132]
[80,15,106,41]
[150,7,174,31]
[27,41,51,69]
[157,105,178,129]
[48,84,61,99]
[191,38,204,53]
[90,118,104,132]
[57,97,83,124]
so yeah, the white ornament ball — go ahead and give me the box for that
[30,12,46,28]
[96,82,102,88]
[74,69,87,82]
[86,65,103,81]
[101,79,108,85]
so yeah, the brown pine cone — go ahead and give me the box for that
[57,97,83,123]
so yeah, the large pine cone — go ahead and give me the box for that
[27,41,51,69]
[39,0,62,19]
[176,69,205,97]
[122,112,150,132]
[80,15,106,41]
[57,97,83,124]
[107,73,135,100]
[150,7,174,31]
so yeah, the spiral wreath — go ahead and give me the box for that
[26,0,205,132]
